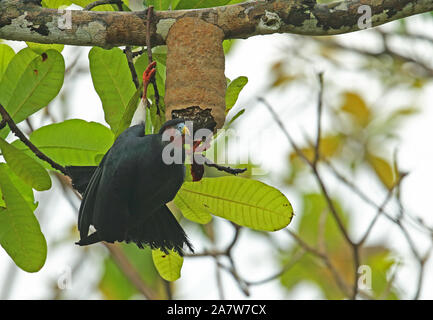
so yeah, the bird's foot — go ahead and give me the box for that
[142,61,157,104]
[143,61,157,87]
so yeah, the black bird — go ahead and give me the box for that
[66,119,193,256]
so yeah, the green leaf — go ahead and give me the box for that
[365,247,399,299]
[152,248,183,281]
[0,48,65,125]
[12,119,114,167]
[226,108,245,126]
[89,47,136,134]
[150,98,165,134]
[72,0,116,10]
[279,193,352,299]
[153,46,167,66]
[26,42,64,54]
[5,166,38,210]
[225,76,248,114]
[145,0,172,10]
[175,0,232,9]
[174,189,212,224]
[42,0,72,8]
[99,255,138,299]
[0,164,47,273]
[223,39,236,55]
[74,0,131,10]
[145,105,154,135]
[178,177,293,231]
[0,137,51,191]
[297,193,348,250]
[0,44,15,81]
[113,85,143,139]
[0,164,37,213]
[99,244,159,299]
[227,0,245,3]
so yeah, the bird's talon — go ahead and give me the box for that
[143,61,157,85]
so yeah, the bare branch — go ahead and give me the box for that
[104,243,159,300]
[0,103,68,176]
[1,0,432,47]
[258,96,353,245]
[313,72,324,167]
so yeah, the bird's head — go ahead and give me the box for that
[159,119,191,147]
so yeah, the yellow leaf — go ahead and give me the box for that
[152,249,183,282]
[289,135,342,163]
[271,74,296,87]
[320,135,342,158]
[367,154,396,190]
[340,92,371,127]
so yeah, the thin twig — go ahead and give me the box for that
[145,6,160,112]
[0,104,68,176]
[258,97,353,245]
[195,154,247,175]
[313,72,324,167]
[351,244,360,300]
[124,46,140,89]
[258,93,373,299]
[105,243,159,300]
[215,259,225,299]
[246,249,305,286]
[216,260,250,296]
[25,118,34,133]
[286,229,353,298]
[324,156,431,299]
[358,175,405,246]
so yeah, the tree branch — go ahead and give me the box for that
[1,0,432,48]
[0,103,68,176]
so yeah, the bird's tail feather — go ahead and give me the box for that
[127,205,194,256]
[75,231,101,246]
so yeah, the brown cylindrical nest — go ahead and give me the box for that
[165,17,226,133]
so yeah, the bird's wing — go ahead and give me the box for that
[87,125,156,240]
[77,156,107,240]
[77,124,147,243]
[65,165,98,195]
